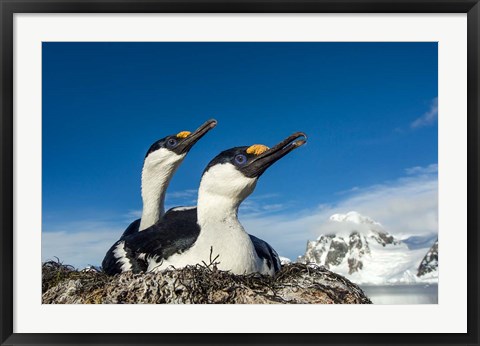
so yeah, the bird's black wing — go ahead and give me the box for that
[136,208,200,259]
[101,237,148,275]
[102,209,200,275]
[102,218,142,275]
[119,218,141,239]
[250,234,282,273]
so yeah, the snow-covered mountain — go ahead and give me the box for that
[297,211,438,285]
[417,239,438,279]
[279,256,292,265]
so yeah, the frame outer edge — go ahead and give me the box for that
[0,0,477,13]
[1,1,479,345]
[0,1,14,345]
[467,1,480,345]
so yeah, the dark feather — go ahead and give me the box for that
[120,218,141,239]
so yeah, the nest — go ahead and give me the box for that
[42,259,372,304]
[42,259,109,295]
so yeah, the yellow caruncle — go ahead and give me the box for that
[246,144,270,156]
[176,131,191,138]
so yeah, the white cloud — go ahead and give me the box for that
[167,189,197,199]
[42,224,121,269]
[125,209,142,219]
[410,97,438,129]
[239,193,287,217]
[405,163,438,175]
[42,166,438,268]
[165,189,198,208]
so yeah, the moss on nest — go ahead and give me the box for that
[42,259,109,295]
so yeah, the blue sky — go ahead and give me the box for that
[42,42,438,267]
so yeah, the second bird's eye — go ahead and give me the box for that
[234,154,247,166]
[167,138,178,148]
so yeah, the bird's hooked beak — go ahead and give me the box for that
[175,119,217,154]
[241,132,307,178]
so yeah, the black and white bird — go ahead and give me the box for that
[120,119,217,239]
[102,133,306,276]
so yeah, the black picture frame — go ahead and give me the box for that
[1,1,478,345]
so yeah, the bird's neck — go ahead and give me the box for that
[195,190,258,273]
[196,166,256,227]
[139,162,180,230]
[197,191,242,227]
[196,189,252,253]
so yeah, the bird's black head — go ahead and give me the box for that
[145,119,217,159]
[198,132,306,202]
[203,132,307,179]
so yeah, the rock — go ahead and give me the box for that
[296,212,420,285]
[417,239,438,277]
[42,262,372,304]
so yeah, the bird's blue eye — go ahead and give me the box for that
[234,154,247,166]
[167,138,178,148]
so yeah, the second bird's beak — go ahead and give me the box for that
[241,132,307,178]
[176,119,217,154]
